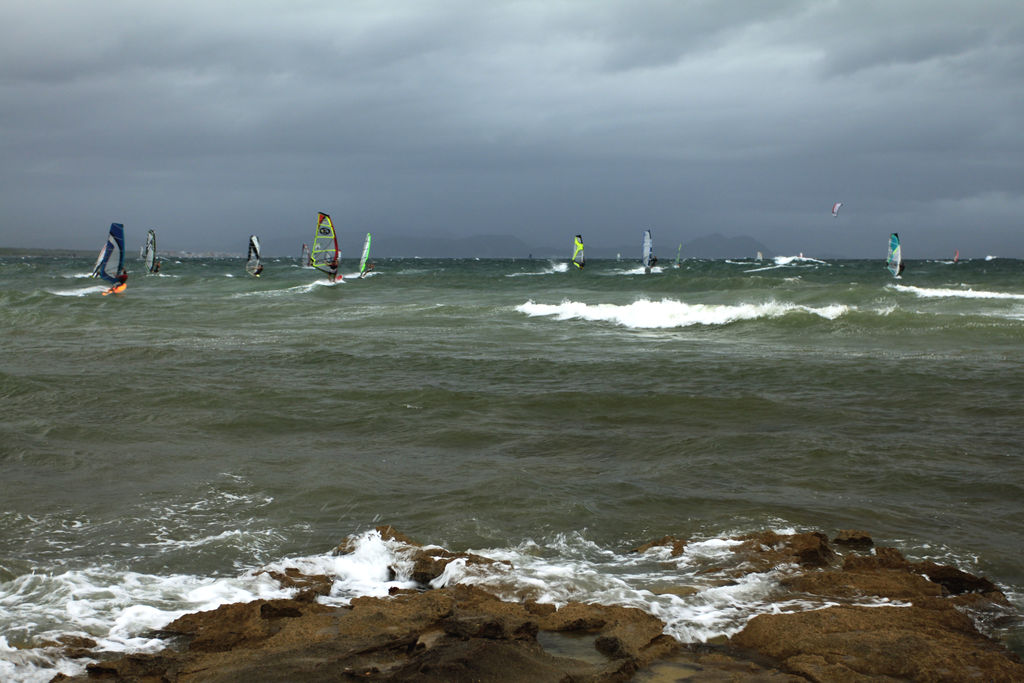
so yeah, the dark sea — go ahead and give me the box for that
[2,252,1023,680]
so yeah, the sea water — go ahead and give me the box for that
[2,253,1023,680]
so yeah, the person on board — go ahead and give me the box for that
[253,264,263,277]
[328,256,339,281]
[360,262,375,279]
[152,260,161,274]
[104,270,128,294]
[897,261,905,276]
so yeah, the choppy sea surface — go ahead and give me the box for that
[2,253,1023,680]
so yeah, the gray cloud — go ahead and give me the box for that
[2,0,1022,258]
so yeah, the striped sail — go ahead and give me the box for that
[359,233,372,275]
[91,223,126,284]
[311,212,339,277]
[246,235,262,275]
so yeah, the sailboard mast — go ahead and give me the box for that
[246,235,263,276]
[887,233,903,278]
[311,212,340,280]
[572,235,585,269]
[91,223,126,284]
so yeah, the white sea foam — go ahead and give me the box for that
[516,298,850,328]
[505,261,569,277]
[893,284,1024,300]
[49,285,109,297]
[0,565,293,681]
[0,526,961,681]
[611,265,664,275]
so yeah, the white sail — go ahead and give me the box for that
[143,229,157,273]
[642,230,654,272]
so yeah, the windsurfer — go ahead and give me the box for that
[897,262,905,276]
[153,260,161,274]
[328,256,339,281]
[360,262,375,278]
[103,271,128,295]
[254,264,263,277]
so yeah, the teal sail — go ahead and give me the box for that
[572,235,585,269]
[91,223,126,284]
[673,243,682,268]
[887,233,903,277]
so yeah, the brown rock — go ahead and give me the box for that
[408,546,512,586]
[833,529,874,550]
[259,567,333,601]
[728,530,834,574]
[732,604,1024,681]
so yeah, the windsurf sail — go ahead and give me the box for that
[143,229,157,273]
[887,233,902,277]
[641,230,654,271]
[246,234,262,276]
[673,243,682,267]
[301,243,311,266]
[572,235,585,269]
[311,212,340,278]
[91,223,126,284]
[832,202,842,217]
[953,249,960,263]
[756,250,763,261]
[358,232,372,276]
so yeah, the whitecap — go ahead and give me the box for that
[516,298,851,328]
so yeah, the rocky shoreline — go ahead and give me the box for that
[52,526,1024,681]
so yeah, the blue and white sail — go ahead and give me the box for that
[887,233,903,277]
[91,223,126,284]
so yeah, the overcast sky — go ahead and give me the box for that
[2,0,1022,257]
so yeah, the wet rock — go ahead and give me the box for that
[732,603,1024,681]
[54,526,1024,682]
[631,534,689,556]
[258,567,332,601]
[833,528,874,550]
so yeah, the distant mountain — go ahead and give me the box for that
[591,234,772,260]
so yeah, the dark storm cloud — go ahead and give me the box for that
[1,0,1022,257]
